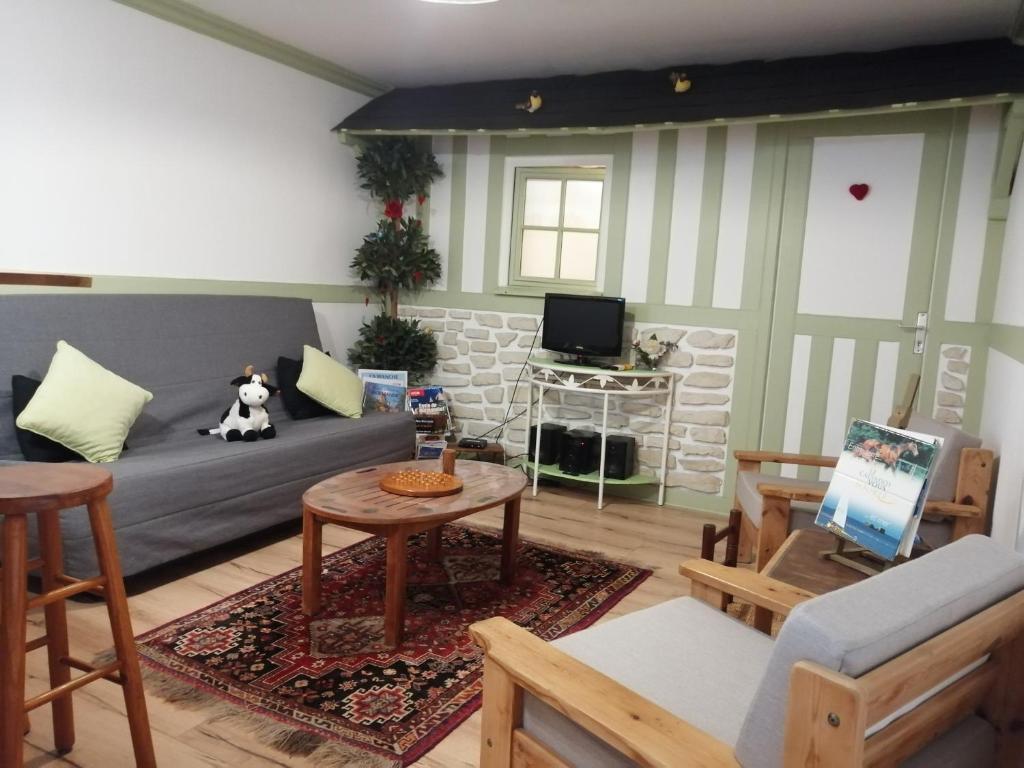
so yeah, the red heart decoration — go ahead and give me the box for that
[849,183,870,201]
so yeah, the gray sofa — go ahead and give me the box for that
[0,294,415,577]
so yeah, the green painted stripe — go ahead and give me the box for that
[792,315,906,341]
[482,136,508,294]
[992,101,1024,198]
[740,124,783,311]
[645,130,678,305]
[602,133,633,297]
[446,137,468,293]
[961,343,986,434]
[113,0,388,96]
[692,127,728,307]
[991,323,1024,364]
[847,339,878,422]
[975,219,1006,325]
[797,336,834,481]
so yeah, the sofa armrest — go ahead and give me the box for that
[922,500,984,519]
[469,617,739,768]
[735,450,839,469]
[680,559,815,617]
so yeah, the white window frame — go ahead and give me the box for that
[497,154,613,295]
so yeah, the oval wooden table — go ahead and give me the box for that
[301,459,528,648]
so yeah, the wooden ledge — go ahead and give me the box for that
[734,450,839,469]
[679,559,814,617]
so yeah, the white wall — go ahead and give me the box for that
[981,149,1024,552]
[0,0,376,287]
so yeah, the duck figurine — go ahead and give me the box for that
[515,90,543,113]
[669,72,692,93]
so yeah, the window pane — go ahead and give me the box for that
[523,179,562,227]
[520,229,558,278]
[560,231,599,281]
[563,179,604,229]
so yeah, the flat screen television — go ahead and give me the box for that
[542,293,626,363]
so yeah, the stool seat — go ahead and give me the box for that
[0,463,113,512]
[0,463,154,766]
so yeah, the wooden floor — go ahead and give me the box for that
[21,487,719,767]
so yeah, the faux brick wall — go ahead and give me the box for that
[933,344,971,425]
[401,304,738,496]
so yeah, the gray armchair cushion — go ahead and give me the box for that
[734,470,824,528]
[522,596,774,766]
[906,413,982,503]
[735,535,1024,768]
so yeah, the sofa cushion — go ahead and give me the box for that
[522,596,774,766]
[902,714,995,768]
[297,345,363,418]
[11,375,81,462]
[735,470,825,527]
[277,355,333,420]
[906,413,982,502]
[735,535,1024,768]
[16,341,152,463]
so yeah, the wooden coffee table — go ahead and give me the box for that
[301,459,527,647]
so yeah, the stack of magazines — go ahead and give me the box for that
[814,419,942,561]
[358,369,407,414]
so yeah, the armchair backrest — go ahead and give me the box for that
[906,413,982,502]
[734,535,1024,768]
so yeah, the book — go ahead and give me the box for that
[362,381,407,414]
[358,369,408,388]
[408,385,445,411]
[415,438,448,459]
[814,419,942,561]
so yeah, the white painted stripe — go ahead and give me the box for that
[870,341,901,425]
[781,335,813,479]
[430,136,453,291]
[665,127,708,306]
[945,104,1001,322]
[461,135,490,294]
[712,123,757,309]
[621,131,659,303]
[819,338,856,481]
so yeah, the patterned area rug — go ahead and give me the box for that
[134,524,651,767]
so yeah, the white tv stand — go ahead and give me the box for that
[525,357,676,509]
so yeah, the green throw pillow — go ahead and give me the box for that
[15,340,153,463]
[296,345,363,418]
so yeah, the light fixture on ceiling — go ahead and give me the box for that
[419,0,499,4]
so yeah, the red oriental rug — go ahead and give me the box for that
[133,524,651,767]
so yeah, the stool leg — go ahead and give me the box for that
[38,508,75,754]
[1,513,28,767]
[87,499,156,768]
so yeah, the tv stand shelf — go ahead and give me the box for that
[526,357,676,509]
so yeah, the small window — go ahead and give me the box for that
[510,167,606,290]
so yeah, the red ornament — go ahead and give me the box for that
[375,335,385,344]
[383,199,404,219]
[849,183,870,201]
[413,270,424,284]
[417,194,427,206]
[364,295,369,306]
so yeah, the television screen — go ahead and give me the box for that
[542,294,625,359]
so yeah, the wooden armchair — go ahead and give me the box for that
[470,535,1024,768]
[733,413,994,570]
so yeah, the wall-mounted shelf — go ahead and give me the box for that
[526,357,676,509]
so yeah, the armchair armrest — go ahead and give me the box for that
[735,450,839,469]
[756,483,826,503]
[755,485,983,519]
[470,617,739,767]
[922,500,983,519]
[679,559,815,617]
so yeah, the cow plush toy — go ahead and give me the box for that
[197,365,278,442]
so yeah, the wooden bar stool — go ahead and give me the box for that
[0,463,155,767]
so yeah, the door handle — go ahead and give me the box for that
[897,312,927,354]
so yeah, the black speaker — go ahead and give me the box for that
[559,429,599,475]
[529,423,566,465]
[603,435,636,480]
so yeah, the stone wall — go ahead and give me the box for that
[401,304,738,496]
[933,344,971,425]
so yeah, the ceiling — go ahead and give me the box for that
[185,0,1021,89]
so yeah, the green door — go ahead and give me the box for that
[760,111,953,480]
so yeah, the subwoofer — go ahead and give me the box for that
[528,423,566,465]
[603,435,636,480]
[559,429,599,475]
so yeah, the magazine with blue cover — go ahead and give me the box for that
[814,419,942,560]
[362,381,407,414]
